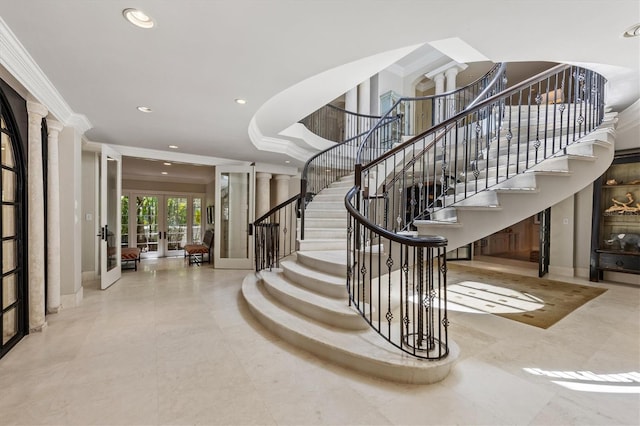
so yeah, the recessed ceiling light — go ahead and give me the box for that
[163,162,172,166]
[161,171,168,175]
[137,106,152,113]
[285,160,290,164]
[235,98,247,105]
[123,8,155,29]
[623,23,640,37]
[168,145,179,149]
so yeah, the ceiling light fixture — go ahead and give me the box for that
[235,98,247,105]
[285,160,290,164]
[168,145,178,149]
[123,8,155,29]
[161,171,168,175]
[163,162,172,166]
[137,106,152,113]
[623,23,640,37]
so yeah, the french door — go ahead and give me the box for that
[122,193,203,258]
[99,145,122,290]
[215,165,254,269]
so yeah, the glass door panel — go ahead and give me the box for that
[99,146,121,290]
[192,197,202,243]
[166,196,187,256]
[121,195,129,248]
[135,196,160,258]
[215,166,254,269]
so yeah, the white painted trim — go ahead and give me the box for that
[83,141,247,167]
[0,17,92,133]
[248,117,316,162]
[82,271,97,282]
[549,265,576,278]
[60,286,84,309]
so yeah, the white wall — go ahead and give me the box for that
[614,100,640,151]
[81,151,98,276]
[59,127,83,306]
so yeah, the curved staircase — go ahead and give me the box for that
[244,63,612,385]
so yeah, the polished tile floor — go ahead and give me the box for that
[1,257,638,425]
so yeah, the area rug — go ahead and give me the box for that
[445,263,607,329]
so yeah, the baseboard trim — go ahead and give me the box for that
[60,286,83,309]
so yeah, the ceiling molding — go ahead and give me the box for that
[249,117,317,162]
[90,143,248,167]
[0,17,92,134]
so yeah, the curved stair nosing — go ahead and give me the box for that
[281,260,347,298]
[242,274,459,385]
[260,270,367,330]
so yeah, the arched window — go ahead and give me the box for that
[0,88,27,359]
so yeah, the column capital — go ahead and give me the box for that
[26,100,48,119]
[274,174,291,181]
[445,67,460,79]
[46,118,64,134]
[256,172,273,180]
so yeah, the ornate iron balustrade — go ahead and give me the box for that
[345,184,450,359]
[299,65,505,241]
[254,194,300,271]
[356,64,606,234]
[346,64,606,359]
[300,104,383,143]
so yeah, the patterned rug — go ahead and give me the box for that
[445,263,607,329]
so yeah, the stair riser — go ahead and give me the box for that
[242,275,458,385]
[306,202,345,211]
[301,229,347,239]
[282,264,347,298]
[297,239,347,251]
[297,251,348,275]
[303,210,346,219]
[301,218,346,228]
[261,274,365,330]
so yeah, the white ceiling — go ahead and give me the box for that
[0,0,638,179]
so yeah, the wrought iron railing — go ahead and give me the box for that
[345,184,450,359]
[355,64,606,234]
[300,104,383,143]
[345,64,606,358]
[254,194,300,271]
[299,64,505,241]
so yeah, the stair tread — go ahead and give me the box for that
[242,274,458,384]
[281,259,345,284]
[260,270,360,323]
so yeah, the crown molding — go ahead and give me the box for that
[0,17,92,134]
[248,116,316,162]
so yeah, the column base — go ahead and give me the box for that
[29,321,48,333]
[46,306,60,315]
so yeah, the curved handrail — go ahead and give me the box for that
[254,193,301,271]
[299,63,505,240]
[299,104,385,143]
[355,62,507,166]
[345,63,606,359]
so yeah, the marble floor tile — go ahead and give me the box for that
[0,257,638,425]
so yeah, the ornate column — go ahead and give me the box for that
[344,87,358,139]
[26,100,48,331]
[358,79,371,116]
[255,172,272,218]
[432,73,445,124]
[358,79,371,134]
[46,119,63,314]
[273,174,291,206]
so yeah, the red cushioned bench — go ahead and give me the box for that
[121,247,141,271]
[184,230,214,266]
